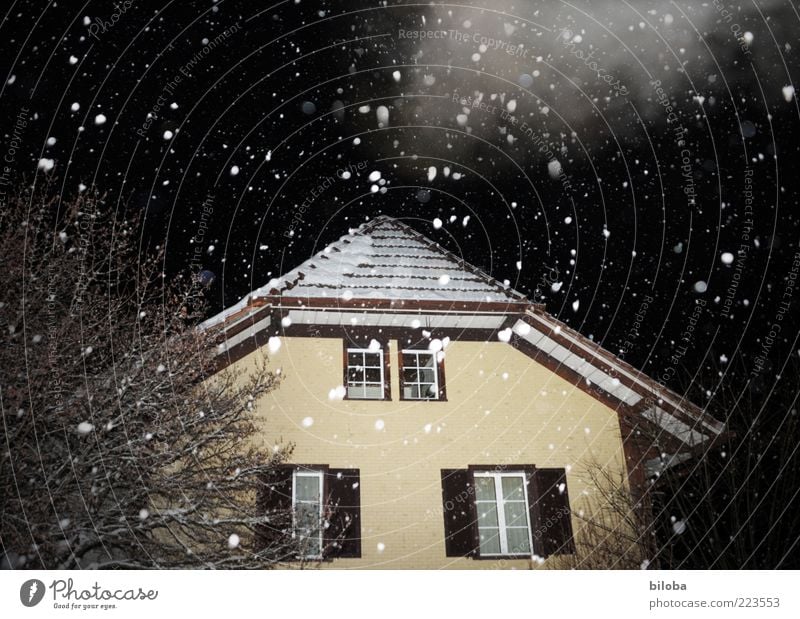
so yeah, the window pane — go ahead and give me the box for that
[477,503,499,528]
[418,368,436,383]
[474,476,496,501]
[295,475,321,502]
[478,528,501,554]
[347,368,365,383]
[302,535,321,557]
[403,385,419,399]
[363,352,382,367]
[347,385,365,399]
[347,352,362,366]
[364,367,382,383]
[295,502,319,528]
[423,384,438,398]
[419,353,435,368]
[501,476,525,500]
[403,368,418,383]
[503,501,528,527]
[505,527,531,554]
[363,385,383,399]
[402,353,417,367]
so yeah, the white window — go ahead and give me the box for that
[292,469,324,558]
[401,350,439,399]
[473,471,532,556]
[346,348,385,399]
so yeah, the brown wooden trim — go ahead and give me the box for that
[280,323,502,345]
[440,469,479,558]
[510,332,636,415]
[324,468,362,559]
[212,304,274,342]
[397,347,406,401]
[467,464,522,472]
[260,294,529,314]
[524,308,714,424]
[532,468,575,556]
[384,341,392,401]
[206,298,270,331]
[467,468,480,558]
[437,352,448,401]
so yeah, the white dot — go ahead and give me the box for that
[376,542,385,552]
[38,158,54,172]
[163,130,173,140]
[374,419,385,431]
[720,252,734,265]
[228,533,240,549]
[302,417,314,428]
[94,113,107,125]
[230,165,240,176]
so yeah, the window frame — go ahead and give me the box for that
[344,346,388,400]
[472,470,534,558]
[398,348,446,401]
[292,468,325,560]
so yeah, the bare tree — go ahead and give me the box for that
[0,181,304,568]
[559,463,653,570]
[560,356,800,570]
[646,358,800,569]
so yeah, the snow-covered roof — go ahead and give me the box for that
[202,216,526,328]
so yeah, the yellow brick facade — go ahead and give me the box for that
[232,335,628,569]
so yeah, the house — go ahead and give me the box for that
[202,216,725,568]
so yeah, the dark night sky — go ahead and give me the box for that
[2,0,798,409]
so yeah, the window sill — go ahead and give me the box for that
[474,553,536,561]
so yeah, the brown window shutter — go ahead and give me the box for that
[440,469,478,557]
[532,468,575,556]
[324,468,361,558]
[255,466,294,553]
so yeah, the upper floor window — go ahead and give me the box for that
[346,348,385,399]
[400,349,443,400]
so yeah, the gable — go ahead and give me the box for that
[202,216,726,477]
